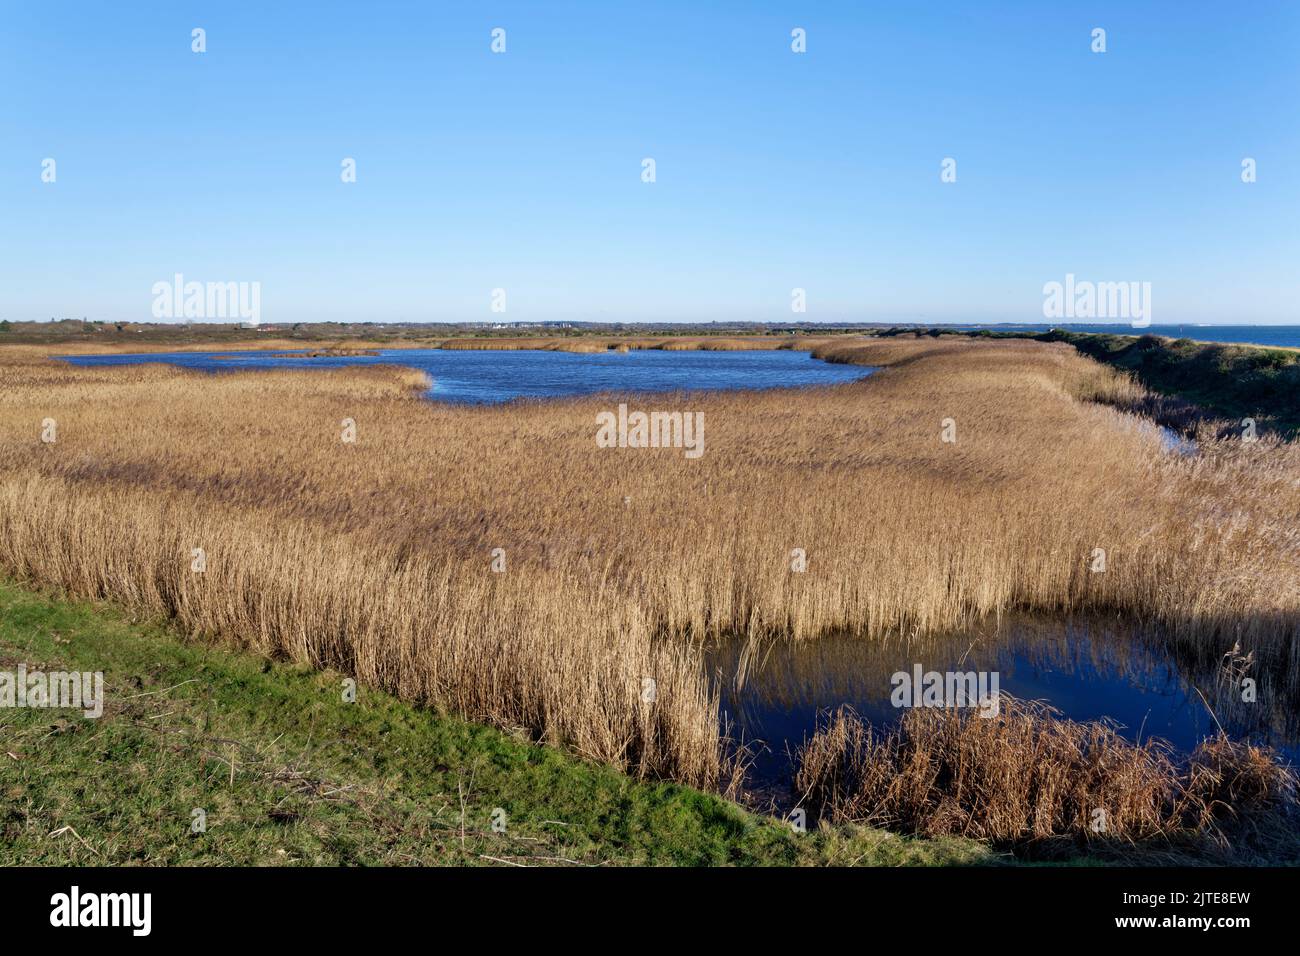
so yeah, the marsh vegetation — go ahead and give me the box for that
[2,335,1297,855]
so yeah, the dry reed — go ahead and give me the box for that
[793,700,1298,852]
[1,335,1298,793]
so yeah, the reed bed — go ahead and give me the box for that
[1,336,1298,794]
[793,701,1298,854]
[435,335,793,352]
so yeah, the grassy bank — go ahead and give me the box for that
[0,579,989,866]
[877,327,1300,439]
[1036,330,1300,439]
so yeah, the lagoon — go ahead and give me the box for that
[61,347,876,403]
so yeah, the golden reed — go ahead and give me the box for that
[1,336,1297,792]
[794,699,1298,854]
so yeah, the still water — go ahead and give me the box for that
[60,347,875,403]
[709,617,1299,799]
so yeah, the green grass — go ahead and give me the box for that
[873,326,1300,438]
[0,579,994,867]
[1038,331,1300,437]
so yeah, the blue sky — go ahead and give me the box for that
[2,1,1296,325]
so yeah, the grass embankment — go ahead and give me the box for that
[879,327,1300,439]
[1036,330,1300,439]
[0,579,988,866]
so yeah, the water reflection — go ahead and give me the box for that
[707,616,1299,800]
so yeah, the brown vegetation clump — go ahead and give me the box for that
[793,700,1299,852]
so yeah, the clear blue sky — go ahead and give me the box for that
[2,1,1296,325]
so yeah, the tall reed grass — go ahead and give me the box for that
[794,700,1298,855]
[1,336,1297,793]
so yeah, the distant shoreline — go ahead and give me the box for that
[5,319,1300,352]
